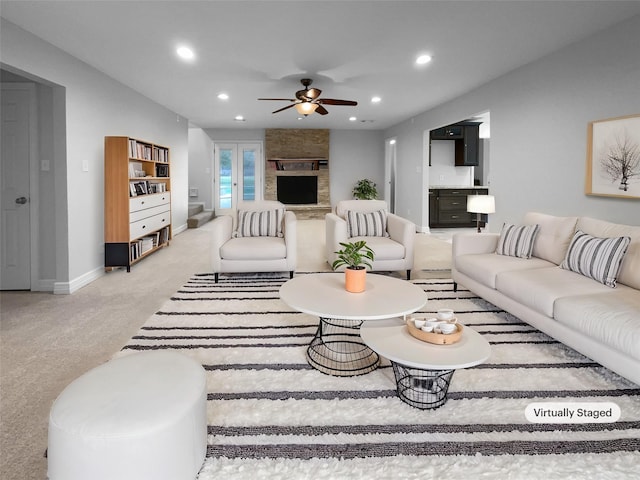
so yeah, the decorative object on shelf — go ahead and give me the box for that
[352,179,378,200]
[585,113,640,199]
[331,240,375,293]
[467,194,495,233]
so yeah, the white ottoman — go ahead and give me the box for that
[48,351,207,480]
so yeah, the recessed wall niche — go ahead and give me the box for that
[264,129,331,219]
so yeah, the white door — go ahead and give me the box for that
[214,142,262,216]
[384,138,397,213]
[1,84,34,290]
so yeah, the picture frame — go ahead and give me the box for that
[586,113,640,199]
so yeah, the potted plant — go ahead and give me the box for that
[331,240,375,293]
[352,179,378,200]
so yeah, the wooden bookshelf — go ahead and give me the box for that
[104,136,171,271]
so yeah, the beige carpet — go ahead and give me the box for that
[0,219,452,480]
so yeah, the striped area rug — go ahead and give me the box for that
[118,273,640,480]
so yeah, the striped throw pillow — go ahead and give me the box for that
[496,223,540,259]
[560,230,630,288]
[236,209,284,237]
[346,209,389,237]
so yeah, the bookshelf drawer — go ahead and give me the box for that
[130,212,171,241]
[130,192,171,213]
[130,204,170,223]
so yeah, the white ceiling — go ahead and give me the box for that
[2,1,640,130]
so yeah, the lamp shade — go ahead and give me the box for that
[467,194,495,214]
[295,102,318,115]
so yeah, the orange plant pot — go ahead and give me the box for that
[345,267,366,293]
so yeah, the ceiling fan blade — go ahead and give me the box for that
[306,88,321,100]
[258,98,296,101]
[315,105,329,115]
[318,98,358,106]
[271,103,297,114]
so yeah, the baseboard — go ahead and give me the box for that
[53,266,105,294]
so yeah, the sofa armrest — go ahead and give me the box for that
[283,211,297,269]
[387,213,416,261]
[452,232,499,258]
[325,213,348,265]
[211,215,233,271]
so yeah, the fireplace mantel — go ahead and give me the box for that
[268,158,327,171]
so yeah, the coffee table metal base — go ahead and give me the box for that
[307,317,380,376]
[391,363,455,409]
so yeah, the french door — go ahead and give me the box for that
[214,143,262,216]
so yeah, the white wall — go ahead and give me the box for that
[329,130,385,205]
[1,19,189,293]
[384,15,640,231]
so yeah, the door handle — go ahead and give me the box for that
[15,196,28,205]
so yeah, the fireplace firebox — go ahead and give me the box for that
[277,176,318,204]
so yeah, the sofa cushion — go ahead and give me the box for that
[577,217,640,290]
[496,267,616,317]
[236,209,284,238]
[346,209,389,237]
[523,212,578,265]
[351,235,404,261]
[554,287,640,362]
[560,230,630,288]
[496,223,540,259]
[456,253,554,289]
[220,236,286,260]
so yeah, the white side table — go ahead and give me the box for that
[360,317,491,409]
[279,273,427,376]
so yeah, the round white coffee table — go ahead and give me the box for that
[360,317,491,409]
[279,273,427,376]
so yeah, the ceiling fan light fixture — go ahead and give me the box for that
[295,102,318,115]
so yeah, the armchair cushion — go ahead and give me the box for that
[351,236,405,261]
[220,236,287,260]
[346,209,389,237]
[235,208,284,238]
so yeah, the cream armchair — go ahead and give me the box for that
[211,201,297,282]
[326,200,415,279]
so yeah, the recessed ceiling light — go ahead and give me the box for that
[416,54,432,65]
[234,115,245,122]
[217,93,229,100]
[371,96,381,104]
[349,116,357,122]
[176,46,195,60]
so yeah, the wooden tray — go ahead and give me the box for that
[406,320,463,345]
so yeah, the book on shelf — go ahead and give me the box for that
[128,139,152,160]
[154,146,169,163]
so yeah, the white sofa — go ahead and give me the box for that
[452,212,640,385]
[326,200,415,279]
[211,201,297,282]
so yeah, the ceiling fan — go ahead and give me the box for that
[258,78,357,115]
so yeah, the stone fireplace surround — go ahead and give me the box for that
[264,129,332,220]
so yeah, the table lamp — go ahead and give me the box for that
[467,194,495,233]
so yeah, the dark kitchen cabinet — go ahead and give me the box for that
[430,125,464,140]
[454,124,480,166]
[429,188,489,228]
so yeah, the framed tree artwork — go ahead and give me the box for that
[586,113,640,199]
